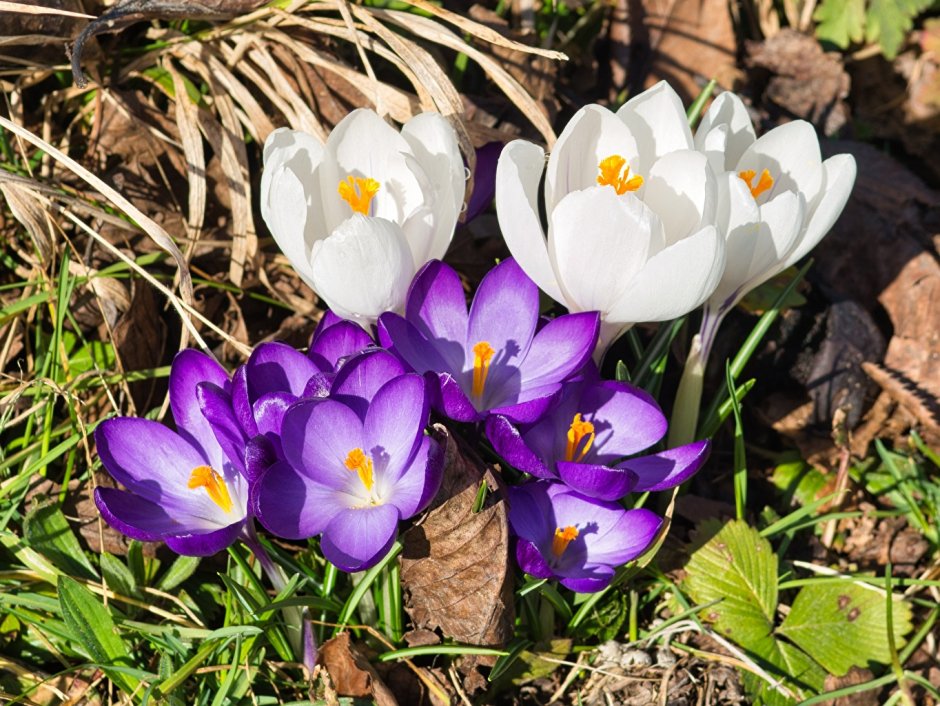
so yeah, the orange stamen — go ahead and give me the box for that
[337,176,380,215]
[564,413,596,463]
[344,448,374,492]
[552,526,579,557]
[471,341,496,401]
[597,154,644,194]
[738,168,774,199]
[187,465,233,513]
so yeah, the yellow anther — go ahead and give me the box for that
[738,169,774,199]
[564,413,596,463]
[337,175,380,215]
[344,447,374,492]
[187,465,233,513]
[471,341,496,401]
[596,154,644,194]
[551,526,579,557]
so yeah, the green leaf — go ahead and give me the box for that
[865,0,932,59]
[777,581,912,675]
[57,576,138,693]
[157,554,201,591]
[743,635,827,705]
[100,552,138,598]
[575,591,628,642]
[813,0,866,48]
[683,520,778,645]
[511,639,573,684]
[23,502,98,581]
[68,338,116,376]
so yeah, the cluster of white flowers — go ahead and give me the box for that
[260,81,856,366]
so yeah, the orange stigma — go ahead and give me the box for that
[596,154,643,194]
[738,169,774,199]
[564,413,595,463]
[344,447,374,492]
[338,175,380,215]
[551,526,579,557]
[187,466,233,513]
[471,341,496,401]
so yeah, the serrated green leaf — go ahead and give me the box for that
[777,581,912,675]
[813,0,866,47]
[23,503,98,581]
[99,552,138,598]
[865,0,933,59]
[57,576,138,693]
[683,520,778,645]
[742,635,826,705]
[157,554,201,591]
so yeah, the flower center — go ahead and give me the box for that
[338,175,380,215]
[596,154,643,194]
[471,341,495,401]
[344,447,374,492]
[187,465,233,513]
[738,169,774,199]
[552,526,579,557]
[564,413,595,463]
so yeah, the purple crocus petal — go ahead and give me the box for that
[484,415,551,477]
[466,259,538,370]
[302,372,333,399]
[320,504,401,572]
[615,439,710,492]
[556,461,637,501]
[587,508,662,566]
[364,374,429,470]
[517,312,599,389]
[196,383,247,475]
[507,482,555,544]
[252,460,345,539]
[169,349,230,468]
[248,342,322,400]
[435,371,484,422]
[231,366,258,438]
[309,314,373,371]
[164,520,245,557]
[404,260,469,373]
[281,400,364,490]
[94,487,184,541]
[253,391,296,437]
[465,141,501,222]
[95,418,205,505]
[245,435,277,481]
[383,436,443,518]
[579,380,667,460]
[559,567,616,593]
[330,349,409,417]
[489,388,560,425]
[515,538,555,580]
[379,312,457,382]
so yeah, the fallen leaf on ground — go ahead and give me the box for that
[318,633,397,706]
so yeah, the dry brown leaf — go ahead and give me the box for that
[319,633,398,706]
[166,61,206,235]
[112,282,166,413]
[400,431,513,655]
[0,180,56,263]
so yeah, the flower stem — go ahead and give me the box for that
[667,309,724,447]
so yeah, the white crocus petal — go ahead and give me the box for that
[736,120,823,206]
[548,188,655,314]
[401,112,465,261]
[319,109,425,231]
[643,150,716,246]
[545,105,640,214]
[309,215,414,326]
[260,128,326,291]
[608,225,725,324]
[616,81,694,173]
[495,140,565,303]
[694,92,756,171]
[783,153,857,269]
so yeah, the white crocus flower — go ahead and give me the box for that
[668,92,857,446]
[260,109,464,327]
[496,81,726,354]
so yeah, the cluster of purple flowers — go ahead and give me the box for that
[95,258,709,590]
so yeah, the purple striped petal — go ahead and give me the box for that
[379,313,458,381]
[196,383,247,475]
[320,504,400,572]
[587,508,661,566]
[615,439,710,492]
[578,380,666,460]
[94,487,189,541]
[556,461,637,501]
[383,436,443,518]
[309,312,373,371]
[252,460,345,539]
[363,374,429,472]
[330,348,408,417]
[466,258,537,366]
[169,350,229,469]
[281,400,364,491]
[404,260,469,373]
[485,415,551,477]
[518,312,599,388]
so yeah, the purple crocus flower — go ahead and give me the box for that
[465,141,502,222]
[252,350,442,572]
[487,373,709,500]
[94,350,249,556]
[508,481,661,592]
[378,258,599,424]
